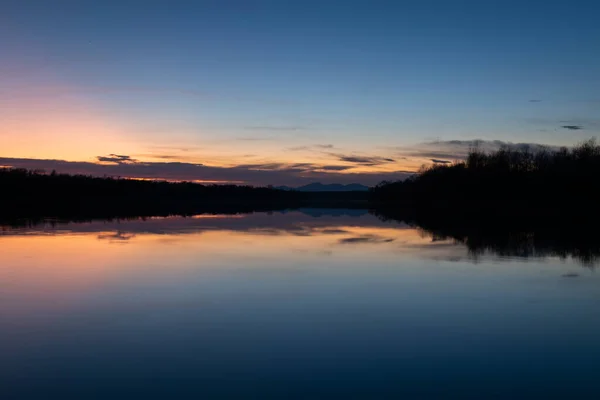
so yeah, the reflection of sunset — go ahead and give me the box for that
[0,210,471,323]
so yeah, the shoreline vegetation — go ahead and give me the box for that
[0,167,368,220]
[2,139,599,220]
[370,138,600,219]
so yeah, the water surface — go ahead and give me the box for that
[1,210,599,399]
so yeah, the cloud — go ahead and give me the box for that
[431,159,452,164]
[318,165,353,171]
[335,154,395,165]
[233,162,359,173]
[320,229,351,235]
[97,231,136,242]
[338,234,395,244]
[561,125,583,130]
[0,156,413,187]
[287,146,310,151]
[96,154,138,164]
[289,163,315,169]
[234,163,288,171]
[396,140,562,161]
[529,99,542,103]
[288,144,334,151]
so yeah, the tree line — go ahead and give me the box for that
[370,139,600,217]
[0,168,367,220]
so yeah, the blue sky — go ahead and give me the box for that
[1,0,599,184]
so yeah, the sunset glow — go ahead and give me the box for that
[1,1,598,187]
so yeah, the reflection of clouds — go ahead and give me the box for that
[338,235,395,244]
[0,212,463,262]
[0,210,398,239]
[0,211,473,263]
[6,210,590,271]
[320,229,351,235]
[97,231,136,243]
[562,273,579,278]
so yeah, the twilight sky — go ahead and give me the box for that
[1,0,599,186]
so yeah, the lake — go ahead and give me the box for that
[1,210,599,399]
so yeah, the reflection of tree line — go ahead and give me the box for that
[372,209,600,267]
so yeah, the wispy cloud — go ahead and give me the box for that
[234,162,357,173]
[431,159,452,164]
[96,154,139,164]
[288,146,310,151]
[334,154,395,166]
[562,125,583,130]
[395,140,562,161]
[338,234,395,244]
[319,165,353,171]
[320,229,351,235]
[288,144,335,151]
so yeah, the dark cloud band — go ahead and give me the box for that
[0,156,411,187]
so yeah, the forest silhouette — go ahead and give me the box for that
[370,138,600,217]
[0,168,367,220]
[3,139,600,220]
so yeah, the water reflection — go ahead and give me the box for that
[2,208,599,266]
[387,214,600,267]
[2,210,600,398]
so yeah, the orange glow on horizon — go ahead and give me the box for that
[0,67,421,177]
[0,80,139,161]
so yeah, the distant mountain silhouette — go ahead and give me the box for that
[277,183,370,192]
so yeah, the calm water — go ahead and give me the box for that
[1,210,599,399]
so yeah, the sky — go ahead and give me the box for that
[1,0,599,186]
